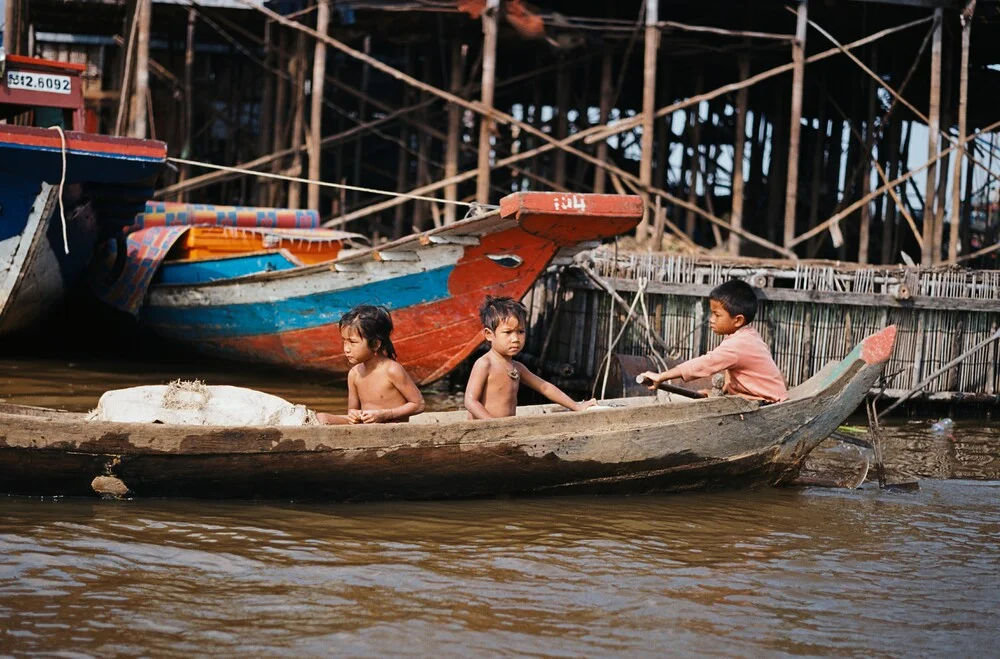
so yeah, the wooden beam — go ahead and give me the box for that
[783,0,808,251]
[594,50,613,195]
[287,31,306,209]
[949,1,975,262]
[444,40,464,224]
[637,0,660,243]
[729,53,750,256]
[922,9,943,265]
[307,0,330,211]
[178,6,196,201]
[128,0,151,139]
[476,0,500,204]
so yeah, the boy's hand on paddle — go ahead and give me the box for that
[638,371,665,389]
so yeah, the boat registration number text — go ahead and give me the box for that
[4,71,72,95]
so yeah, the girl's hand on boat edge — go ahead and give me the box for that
[574,398,598,412]
[346,409,365,424]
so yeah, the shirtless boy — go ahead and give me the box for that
[464,296,596,419]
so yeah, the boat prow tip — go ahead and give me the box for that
[861,325,897,365]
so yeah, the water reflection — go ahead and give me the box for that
[2,483,999,655]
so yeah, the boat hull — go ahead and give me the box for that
[0,125,166,335]
[0,327,896,501]
[139,193,644,384]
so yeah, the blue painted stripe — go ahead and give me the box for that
[0,141,164,163]
[156,253,300,285]
[142,264,455,338]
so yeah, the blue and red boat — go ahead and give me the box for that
[95,193,642,384]
[0,54,166,335]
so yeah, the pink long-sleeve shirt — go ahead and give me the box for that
[677,325,788,403]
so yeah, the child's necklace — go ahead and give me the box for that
[507,366,519,380]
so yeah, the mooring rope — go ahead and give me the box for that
[166,157,498,211]
[49,125,70,255]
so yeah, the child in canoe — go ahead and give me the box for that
[638,279,788,403]
[317,305,425,424]
[465,296,597,419]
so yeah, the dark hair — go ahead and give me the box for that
[339,304,397,360]
[479,295,528,332]
[709,279,758,324]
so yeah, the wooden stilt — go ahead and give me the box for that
[179,6,196,202]
[858,49,878,264]
[637,0,660,242]
[881,116,900,263]
[729,53,750,256]
[307,0,330,212]
[444,41,464,224]
[476,0,500,204]
[4,0,22,55]
[413,54,433,232]
[922,8,943,265]
[767,106,789,246]
[128,0,151,139]
[287,31,306,209]
[949,3,974,263]
[269,29,289,207]
[684,65,704,239]
[593,49,614,195]
[748,109,765,231]
[554,56,570,188]
[806,104,827,257]
[257,19,274,205]
[352,36,372,208]
[394,45,414,237]
[783,0,808,251]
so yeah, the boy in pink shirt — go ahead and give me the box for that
[639,279,788,403]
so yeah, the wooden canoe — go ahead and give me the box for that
[0,326,897,501]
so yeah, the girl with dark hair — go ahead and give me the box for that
[316,305,425,424]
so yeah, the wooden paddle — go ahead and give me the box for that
[634,375,707,399]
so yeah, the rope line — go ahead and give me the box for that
[49,125,70,255]
[166,157,497,210]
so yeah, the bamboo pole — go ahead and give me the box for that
[307,0,329,212]
[270,29,289,206]
[115,0,141,137]
[729,53,750,256]
[179,6,196,202]
[806,105,827,254]
[352,36,371,208]
[594,50,613,195]
[476,0,500,204]
[858,49,877,264]
[413,54,433,232]
[783,0,808,251]
[129,0,151,139]
[655,21,793,42]
[3,0,20,55]
[922,9,943,265]
[444,41,464,224]
[554,56,571,188]
[287,31,306,209]
[949,2,975,263]
[684,65,704,238]
[789,118,1000,248]
[637,0,660,243]
[258,20,274,194]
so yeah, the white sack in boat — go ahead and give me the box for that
[87,380,316,426]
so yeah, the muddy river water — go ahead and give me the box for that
[1,356,998,655]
